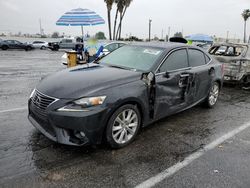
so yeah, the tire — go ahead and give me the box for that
[1,45,8,50]
[25,46,32,51]
[203,81,220,108]
[241,75,250,90]
[106,104,141,149]
[40,46,46,50]
[52,45,59,51]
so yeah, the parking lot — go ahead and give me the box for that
[1,50,250,188]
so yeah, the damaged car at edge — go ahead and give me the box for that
[28,43,223,148]
[208,43,250,87]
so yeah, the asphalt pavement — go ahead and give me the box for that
[0,49,250,188]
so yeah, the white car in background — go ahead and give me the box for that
[32,41,48,49]
[102,41,127,55]
[61,41,127,65]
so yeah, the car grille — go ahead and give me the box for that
[30,90,57,117]
[30,90,57,137]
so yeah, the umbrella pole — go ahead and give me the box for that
[81,25,84,38]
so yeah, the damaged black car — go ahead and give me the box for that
[28,43,223,148]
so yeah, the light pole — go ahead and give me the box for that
[149,19,152,42]
[226,30,229,42]
[167,26,171,42]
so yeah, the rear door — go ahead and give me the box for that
[154,48,194,119]
[14,40,24,49]
[187,48,212,102]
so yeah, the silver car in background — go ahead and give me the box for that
[32,41,48,49]
[209,43,250,87]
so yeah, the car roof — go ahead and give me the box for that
[129,42,195,50]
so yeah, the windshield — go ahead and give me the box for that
[100,45,163,71]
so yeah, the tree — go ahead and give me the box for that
[113,0,123,40]
[95,31,106,39]
[242,9,250,43]
[153,36,159,41]
[104,0,133,40]
[51,32,60,38]
[115,0,133,40]
[173,32,183,38]
[104,0,114,40]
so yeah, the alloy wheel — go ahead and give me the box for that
[208,82,219,106]
[112,109,138,144]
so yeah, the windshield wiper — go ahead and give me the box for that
[108,65,131,70]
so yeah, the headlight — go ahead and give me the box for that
[57,96,106,112]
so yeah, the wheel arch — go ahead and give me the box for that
[101,98,148,143]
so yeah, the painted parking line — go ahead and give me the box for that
[135,121,250,188]
[0,107,27,114]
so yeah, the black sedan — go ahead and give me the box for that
[28,43,223,148]
[0,40,34,51]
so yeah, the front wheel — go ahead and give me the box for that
[1,45,8,50]
[204,81,220,108]
[106,104,141,149]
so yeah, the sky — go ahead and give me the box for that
[0,0,249,39]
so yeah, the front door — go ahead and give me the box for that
[154,48,194,119]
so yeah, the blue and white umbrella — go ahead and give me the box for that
[185,34,213,43]
[56,8,105,36]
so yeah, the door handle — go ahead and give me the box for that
[180,73,190,78]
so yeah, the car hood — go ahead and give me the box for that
[37,64,142,99]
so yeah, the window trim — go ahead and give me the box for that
[155,47,190,75]
[155,47,213,75]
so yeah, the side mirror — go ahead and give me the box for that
[165,71,170,78]
[142,72,155,86]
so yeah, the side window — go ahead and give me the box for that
[8,40,14,44]
[118,43,125,47]
[65,39,73,43]
[105,43,119,52]
[159,49,188,72]
[15,41,21,44]
[188,49,206,67]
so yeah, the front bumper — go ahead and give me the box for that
[28,99,109,146]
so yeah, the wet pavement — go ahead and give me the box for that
[0,50,250,188]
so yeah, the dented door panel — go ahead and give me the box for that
[154,70,193,119]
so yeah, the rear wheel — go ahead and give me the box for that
[40,46,46,50]
[204,81,220,108]
[25,46,32,51]
[106,104,141,148]
[241,75,250,90]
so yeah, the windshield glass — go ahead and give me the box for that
[100,45,163,71]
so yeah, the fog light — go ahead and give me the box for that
[74,131,86,139]
[79,131,85,137]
